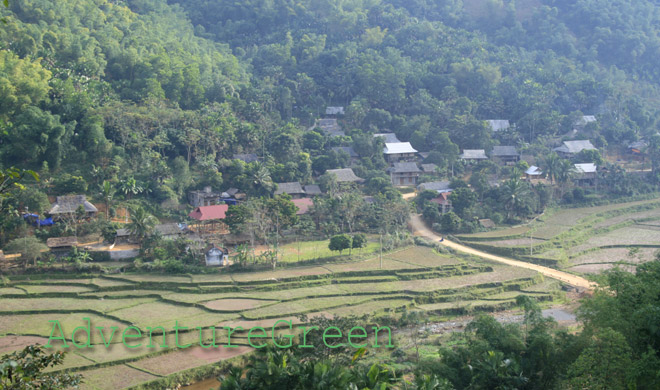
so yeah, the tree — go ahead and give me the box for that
[329,234,352,255]
[498,178,533,220]
[118,177,144,199]
[0,345,82,390]
[99,181,116,219]
[126,206,157,244]
[448,188,477,219]
[0,168,39,198]
[4,236,47,267]
[351,233,367,255]
[566,328,633,390]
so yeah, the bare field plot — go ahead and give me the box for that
[0,335,50,355]
[0,313,128,342]
[458,225,531,240]
[132,346,250,376]
[0,287,26,295]
[91,278,136,287]
[485,238,546,248]
[203,298,276,311]
[571,247,658,266]
[323,257,414,272]
[384,246,461,267]
[79,364,159,390]
[418,299,514,312]
[104,274,192,284]
[325,299,411,317]
[189,274,234,283]
[0,297,156,313]
[107,301,235,328]
[242,295,377,319]
[580,226,660,248]
[230,266,330,282]
[569,263,636,274]
[17,285,95,294]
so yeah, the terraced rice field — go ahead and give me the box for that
[456,198,660,275]
[0,246,558,389]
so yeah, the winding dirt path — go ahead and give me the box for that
[409,214,596,290]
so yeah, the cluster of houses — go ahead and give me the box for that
[32,112,617,266]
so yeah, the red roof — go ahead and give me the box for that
[188,204,229,221]
[292,198,314,215]
[430,192,452,205]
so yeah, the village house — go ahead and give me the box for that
[574,163,598,186]
[48,195,98,220]
[574,115,597,130]
[292,198,314,215]
[47,236,78,257]
[188,186,225,207]
[421,163,438,174]
[274,182,306,199]
[188,204,229,233]
[303,184,323,197]
[331,146,360,164]
[383,142,418,163]
[115,228,137,244]
[389,162,421,186]
[205,244,229,266]
[418,181,452,194]
[525,165,543,181]
[553,140,596,158]
[430,192,452,214]
[325,106,345,116]
[486,120,511,133]
[460,149,488,162]
[325,168,364,184]
[232,153,259,163]
[373,133,401,143]
[315,118,345,137]
[491,146,520,164]
[154,223,187,240]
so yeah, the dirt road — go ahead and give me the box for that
[409,214,596,290]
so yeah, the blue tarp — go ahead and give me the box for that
[22,214,54,226]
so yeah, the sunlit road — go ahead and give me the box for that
[409,213,596,290]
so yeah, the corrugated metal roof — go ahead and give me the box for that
[460,149,488,159]
[274,182,305,195]
[374,133,401,143]
[384,142,418,154]
[391,162,421,173]
[492,146,518,156]
[486,120,510,132]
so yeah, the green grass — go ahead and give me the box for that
[276,237,381,263]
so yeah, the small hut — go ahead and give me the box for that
[47,236,78,257]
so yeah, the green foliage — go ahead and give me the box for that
[329,234,352,255]
[0,345,82,389]
[51,173,87,194]
[3,236,47,266]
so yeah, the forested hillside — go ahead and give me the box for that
[1,0,659,200]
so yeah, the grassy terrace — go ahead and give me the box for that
[0,246,560,389]
[456,198,660,274]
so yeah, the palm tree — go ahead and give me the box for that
[126,206,157,244]
[99,181,116,219]
[499,178,533,220]
[542,153,562,184]
[251,164,275,197]
[555,159,576,198]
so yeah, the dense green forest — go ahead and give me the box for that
[1,0,659,192]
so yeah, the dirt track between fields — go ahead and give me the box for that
[409,214,596,291]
